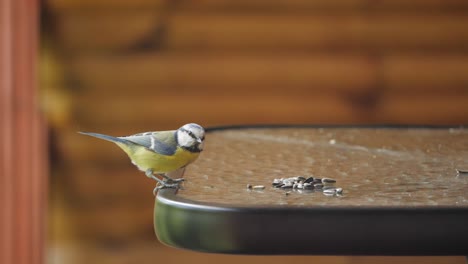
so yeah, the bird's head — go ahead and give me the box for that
[176,123,205,152]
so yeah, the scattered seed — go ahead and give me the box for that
[313,183,323,189]
[323,189,336,195]
[304,177,314,183]
[272,179,282,185]
[456,169,468,175]
[271,175,343,195]
[335,188,343,194]
[322,178,336,184]
[253,185,265,190]
[285,191,291,196]
[247,184,252,189]
[312,179,322,184]
[297,176,306,182]
[283,180,293,186]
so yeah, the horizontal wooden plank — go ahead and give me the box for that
[383,55,468,92]
[54,13,468,52]
[47,0,468,12]
[54,12,159,52]
[67,201,154,240]
[68,54,468,94]
[175,0,468,12]
[166,14,468,52]
[47,0,165,11]
[59,132,139,168]
[68,54,377,92]
[63,166,153,202]
[70,94,371,129]
[376,94,468,124]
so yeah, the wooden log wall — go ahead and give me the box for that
[43,0,468,245]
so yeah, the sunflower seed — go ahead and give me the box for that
[283,180,293,186]
[253,185,265,190]
[313,183,323,189]
[322,178,337,184]
[304,177,314,183]
[323,189,336,195]
[272,179,282,185]
[246,184,252,189]
[273,183,284,188]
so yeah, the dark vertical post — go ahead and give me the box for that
[0,0,47,263]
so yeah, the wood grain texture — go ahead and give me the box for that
[66,53,468,94]
[377,94,468,124]
[383,55,468,92]
[1,1,46,264]
[0,1,14,263]
[55,13,468,52]
[68,54,376,91]
[48,0,468,12]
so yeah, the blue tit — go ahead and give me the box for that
[79,123,205,192]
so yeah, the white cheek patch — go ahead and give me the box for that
[192,128,205,139]
[178,131,195,147]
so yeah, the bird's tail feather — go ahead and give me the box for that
[78,132,129,144]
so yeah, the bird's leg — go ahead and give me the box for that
[145,169,180,189]
[162,167,186,183]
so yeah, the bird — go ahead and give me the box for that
[79,123,205,193]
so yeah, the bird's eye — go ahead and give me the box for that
[188,131,195,138]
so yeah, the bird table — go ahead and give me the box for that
[154,126,468,255]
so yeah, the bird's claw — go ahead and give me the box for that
[166,178,185,183]
[147,170,185,195]
[153,180,182,196]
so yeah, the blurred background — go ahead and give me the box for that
[40,0,468,263]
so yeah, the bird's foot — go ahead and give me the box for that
[165,177,185,183]
[160,173,185,183]
[146,169,184,195]
[153,181,181,195]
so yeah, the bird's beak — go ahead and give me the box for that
[197,139,202,144]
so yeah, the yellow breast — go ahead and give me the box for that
[118,143,200,173]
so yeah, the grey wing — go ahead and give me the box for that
[122,130,177,156]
